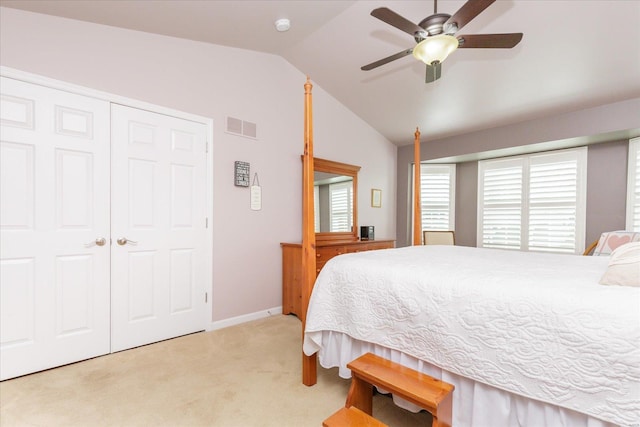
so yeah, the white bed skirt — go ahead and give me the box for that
[308,330,618,427]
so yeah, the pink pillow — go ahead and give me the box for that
[593,231,640,256]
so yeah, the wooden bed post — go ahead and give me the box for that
[301,77,318,386]
[413,127,422,246]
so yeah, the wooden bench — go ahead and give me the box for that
[345,352,454,427]
[323,405,388,427]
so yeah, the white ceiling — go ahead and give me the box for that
[2,0,639,146]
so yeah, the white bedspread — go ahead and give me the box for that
[303,246,640,426]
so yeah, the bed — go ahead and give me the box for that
[303,245,639,426]
[298,79,640,426]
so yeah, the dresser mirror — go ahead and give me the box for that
[313,158,360,242]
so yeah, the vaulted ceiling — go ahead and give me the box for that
[2,0,639,145]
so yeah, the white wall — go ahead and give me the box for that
[0,8,397,322]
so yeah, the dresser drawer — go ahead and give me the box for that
[346,246,363,253]
[359,241,395,251]
[316,246,346,263]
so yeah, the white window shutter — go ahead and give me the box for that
[528,150,586,253]
[478,159,523,250]
[478,148,587,253]
[329,182,352,232]
[420,165,456,231]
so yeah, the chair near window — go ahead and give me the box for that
[583,230,640,256]
[423,230,455,246]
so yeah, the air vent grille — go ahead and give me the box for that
[226,116,257,139]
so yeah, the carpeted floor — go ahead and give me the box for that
[0,314,429,426]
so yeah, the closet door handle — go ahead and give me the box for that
[117,237,138,246]
[85,237,107,247]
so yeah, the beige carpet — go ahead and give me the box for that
[0,314,430,426]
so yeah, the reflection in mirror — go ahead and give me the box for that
[311,157,360,242]
[314,172,353,232]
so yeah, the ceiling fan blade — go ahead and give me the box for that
[425,62,442,83]
[371,7,425,37]
[445,0,496,33]
[457,33,523,48]
[361,49,413,71]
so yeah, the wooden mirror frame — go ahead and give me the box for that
[313,157,360,243]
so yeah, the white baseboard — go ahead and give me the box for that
[207,306,283,331]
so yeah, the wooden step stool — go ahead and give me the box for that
[345,352,454,427]
[322,405,388,427]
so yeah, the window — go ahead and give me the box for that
[627,138,640,231]
[412,164,456,233]
[329,181,352,232]
[478,147,587,254]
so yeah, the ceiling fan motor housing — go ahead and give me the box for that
[415,13,452,41]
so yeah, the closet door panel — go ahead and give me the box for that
[0,77,110,380]
[111,105,207,353]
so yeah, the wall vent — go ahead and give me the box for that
[226,116,257,139]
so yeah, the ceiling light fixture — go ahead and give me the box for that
[275,18,291,32]
[412,34,459,65]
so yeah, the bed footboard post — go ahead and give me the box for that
[301,77,318,386]
[413,127,422,246]
[302,353,317,386]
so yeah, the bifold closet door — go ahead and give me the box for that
[110,105,207,353]
[0,77,111,380]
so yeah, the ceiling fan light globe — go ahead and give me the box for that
[412,34,459,65]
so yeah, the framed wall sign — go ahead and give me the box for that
[371,188,382,208]
[234,161,250,187]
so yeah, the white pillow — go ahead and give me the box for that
[599,242,640,287]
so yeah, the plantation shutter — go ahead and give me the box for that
[478,159,523,250]
[420,165,455,231]
[478,148,586,253]
[627,138,640,231]
[528,152,584,253]
[329,182,352,232]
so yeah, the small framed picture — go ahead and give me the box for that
[371,188,382,208]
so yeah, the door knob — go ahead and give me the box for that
[85,237,107,247]
[117,237,138,246]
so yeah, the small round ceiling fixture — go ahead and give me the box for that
[275,18,291,32]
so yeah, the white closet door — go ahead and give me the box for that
[110,105,207,352]
[0,77,111,380]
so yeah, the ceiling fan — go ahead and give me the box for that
[362,0,523,83]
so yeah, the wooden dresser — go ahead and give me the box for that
[281,239,395,318]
